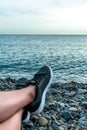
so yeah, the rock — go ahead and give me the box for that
[38,117,48,126]
[51,121,59,129]
[61,112,72,121]
[48,126,53,130]
[51,82,61,88]
[70,124,76,129]
[67,92,76,97]
[6,77,16,83]
[78,107,82,112]
[81,101,87,108]
[76,126,81,130]
[56,95,61,101]
[69,107,78,112]
[67,81,77,91]
[26,121,34,127]
[58,102,65,107]
[49,101,57,110]
[61,89,66,96]
[74,113,81,119]
[0,78,87,130]
[58,120,64,125]
[48,96,53,103]
[70,102,80,107]
[31,115,38,123]
[78,89,87,94]
[79,116,86,126]
[58,126,64,130]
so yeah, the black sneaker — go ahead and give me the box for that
[15,77,29,90]
[22,111,30,123]
[15,78,31,123]
[15,77,30,123]
[24,66,53,114]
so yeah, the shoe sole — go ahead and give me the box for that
[32,66,53,115]
[23,111,30,123]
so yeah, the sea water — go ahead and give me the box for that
[0,34,87,83]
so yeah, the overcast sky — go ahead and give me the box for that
[0,0,87,34]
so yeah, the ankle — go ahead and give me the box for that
[27,85,36,101]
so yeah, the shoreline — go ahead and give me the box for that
[0,77,87,86]
[0,77,87,130]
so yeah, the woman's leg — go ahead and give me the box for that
[0,85,36,123]
[0,109,23,130]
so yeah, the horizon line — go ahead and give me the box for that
[0,33,87,35]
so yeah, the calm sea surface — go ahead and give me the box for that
[0,34,87,83]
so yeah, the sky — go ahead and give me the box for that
[1,0,87,34]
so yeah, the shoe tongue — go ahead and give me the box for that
[26,79,38,86]
[30,80,36,84]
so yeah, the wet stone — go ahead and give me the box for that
[58,126,64,130]
[61,112,72,121]
[0,78,87,130]
[78,89,87,94]
[48,96,53,103]
[67,92,76,97]
[69,107,78,112]
[38,117,48,126]
[81,101,87,108]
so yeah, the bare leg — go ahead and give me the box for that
[0,85,36,122]
[0,109,23,130]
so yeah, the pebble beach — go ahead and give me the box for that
[0,77,87,130]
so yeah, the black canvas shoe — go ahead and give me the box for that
[15,78,30,123]
[24,66,53,115]
[15,66,53,115]
[22,111,30,123]
[15,77,29,90]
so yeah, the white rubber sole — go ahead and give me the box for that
[23,111,30,123]
[32,66,53,115]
